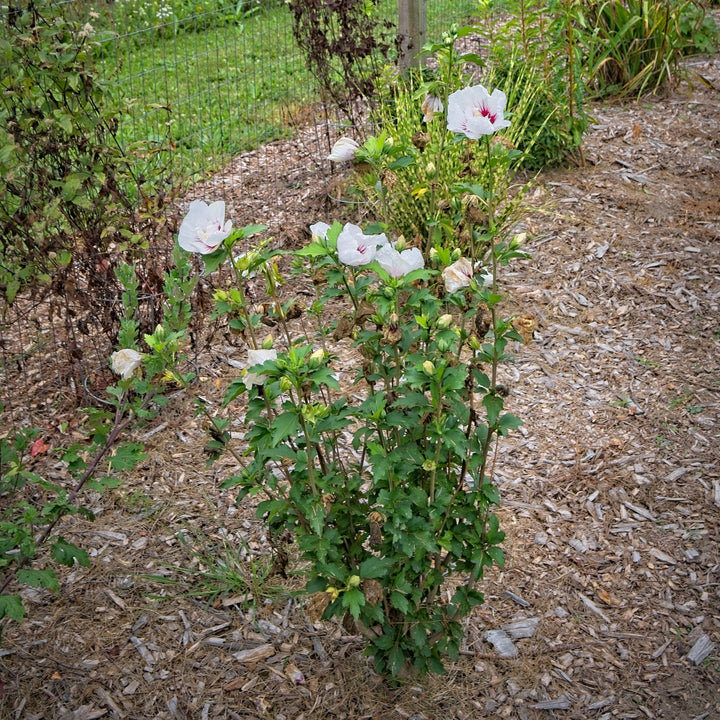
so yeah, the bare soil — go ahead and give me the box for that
[1,52,719,720]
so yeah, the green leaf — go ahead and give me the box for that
[86,476,123,492]
[388,646,405,676]
[342,587,365,619]
[295,242,330,258]
[487,546,505,568]
[306,502,326,537]
[17,568,59,593]
[483,394,503,427]
[51,537,90,568]
[270,412,299,445]
[359,556,392,579]
[239,223,267,238]
[0,595,24,622]
[390,590,410,614]
[200,245,228,274]
[109,443,146,472]
[498,413,523,434]
[5,278,20,304]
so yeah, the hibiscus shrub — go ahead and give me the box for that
[164,63,529,676]
[177,212,524,676]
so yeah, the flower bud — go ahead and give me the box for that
[511,232,527,248]
[423,360,435,376]
[468,334,481,351]
[422,459,436,472]
[429,247,439,264]
[261,334,274,350]
[383,286,395,299]
[308,348,325,368]
[450,248,462,262]
[279,376,293,392]
[437,313,453,329]
[437,338,450,353]
[394,236,406,252]
[425,161,437,179]
[348,575,361,589]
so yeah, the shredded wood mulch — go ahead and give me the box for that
[1,50,719,720]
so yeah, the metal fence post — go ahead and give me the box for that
[397,0,427,73]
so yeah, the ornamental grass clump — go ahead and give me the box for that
[169,77,530,675]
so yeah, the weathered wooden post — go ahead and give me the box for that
[397,0,427,73]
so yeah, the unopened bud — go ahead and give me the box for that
[308,348,325,368]
[437,313,453,329]
[425,161,436,178]
[423,360,435,376]
[468,334,481,351]
[261,334,274,350]
[279,376,293,392]
[450,248,462,262]
[394,236,406,252]
[348,575,361,589]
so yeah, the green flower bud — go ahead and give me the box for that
[423,360,435,376]
[348,575,361,589]
[468,334,481,351]
[425,161,436,178]
[450,248,462,262]
[437,313,453,329]
[437,338,450,352]
[261,334,274,350]
[383,286,395,299]
[279,376,293,392]
[308,348,325,368]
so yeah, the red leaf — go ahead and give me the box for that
[30,438,51,457]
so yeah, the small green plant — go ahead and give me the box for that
[0,402,147,638]
[0,249,199,640]
[149,529,281,607]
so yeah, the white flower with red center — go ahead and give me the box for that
[337,223,388,267]
[447,85,511,139]
[178,200,232,254]
[375,243,424,278]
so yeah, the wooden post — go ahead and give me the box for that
[397,0,427,74]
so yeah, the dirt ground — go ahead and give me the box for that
[1,48,719,720]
